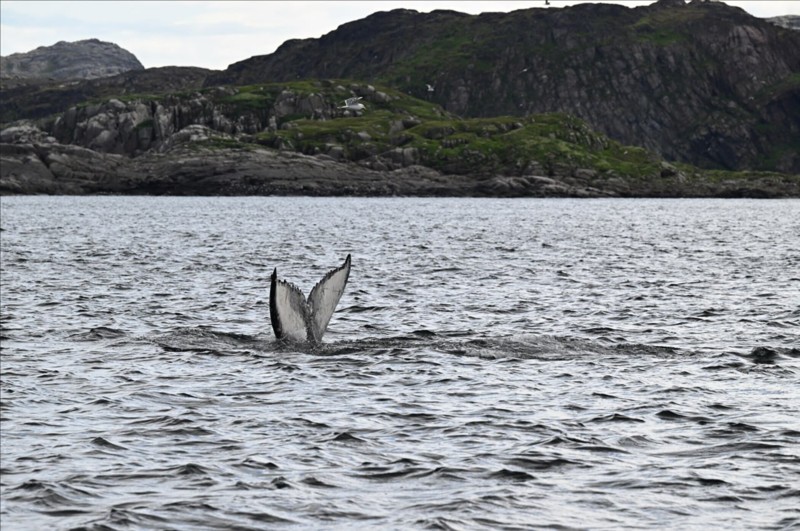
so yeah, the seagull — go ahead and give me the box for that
[340,97,366,112]
[426,83,434,93]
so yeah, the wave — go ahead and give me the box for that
[57,325,789,365]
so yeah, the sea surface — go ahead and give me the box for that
[1,196,798,530]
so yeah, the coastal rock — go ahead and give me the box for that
[0,141,129,194]
[0,144,58,193]
[3,83,797,199]
[2,133,798,198]
[0,124,56,145]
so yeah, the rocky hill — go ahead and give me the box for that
[0,66,213,123]
[1,1,798,197]
[0,39,144,80]
[2,80,797,197]
[205,0,800,174]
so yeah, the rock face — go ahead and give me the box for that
[0,66,214,123]
[205,0,800,173]
[0,39,144,80]
[0,125,492,197]
[3,117,798,198]
[10,83,432,158]
[2,129,796,198]
[2,80,798,198]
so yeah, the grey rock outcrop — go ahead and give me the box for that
[1,39,144,81]
[24,85,399,157]
[767,15,800,31]
[0,124,471,196]
[2,121,797,197]
[0,66,214,124]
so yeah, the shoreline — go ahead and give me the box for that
[3,142,798,199]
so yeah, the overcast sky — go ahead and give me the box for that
[1,1,797,71]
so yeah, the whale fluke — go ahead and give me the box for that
[270,254,351,344]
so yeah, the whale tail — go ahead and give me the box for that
[270,254,351,344]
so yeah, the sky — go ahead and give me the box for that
[1,1,798,71]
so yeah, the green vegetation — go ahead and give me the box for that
[631,7,703,45]
[125,78,785,188]
[633,26,687,45]
[195,137,256,151]
[218,89,272,110]
[209,80,664,180]
[758,72,800,102]
[386,21,492,87]
[19,76,797,195]
[133,118,154,131]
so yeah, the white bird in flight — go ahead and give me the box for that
[340,97,366,112]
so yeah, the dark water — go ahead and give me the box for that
[1,196,798,530]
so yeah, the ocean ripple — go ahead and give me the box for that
[1,197,798,529]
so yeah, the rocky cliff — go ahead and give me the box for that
[0,66,214,123]
[205,0,800,174]
[2,81,797,198]
[4,121,794,198]
[0,39,144,81]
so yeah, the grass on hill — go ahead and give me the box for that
[50,78,799,188]
[218,80,664,180]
